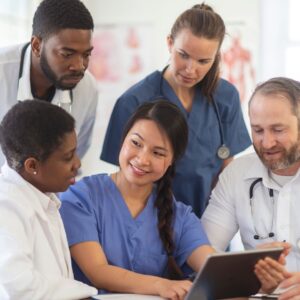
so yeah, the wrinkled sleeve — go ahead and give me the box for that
[100,94,139,165]
[76,75,99,159]
[60,179,100,246]
[0,202,97,300]
[201,165,239,251]
[174,200,210,266]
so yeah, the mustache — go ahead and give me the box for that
[62,72,85,79]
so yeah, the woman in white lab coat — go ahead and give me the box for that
[0,100,97,300]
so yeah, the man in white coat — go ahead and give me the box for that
[0,101,97,299]
[202,77,300,299]
[0,0,98,167]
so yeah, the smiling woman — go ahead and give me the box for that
[0,100,97,299]
[60,100,215,299]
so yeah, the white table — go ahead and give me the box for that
[92,294,163,300]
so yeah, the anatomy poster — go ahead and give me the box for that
[89,23,153,91]
[221,22,257,105]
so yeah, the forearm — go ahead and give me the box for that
[87,263,168,295]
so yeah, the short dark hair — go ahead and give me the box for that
[0,100,75,171]
[32,0,94,40]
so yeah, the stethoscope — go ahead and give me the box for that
[249,178,275,240]
[250,178,300,252]
[18,43,73,113]
[158,66,230,160]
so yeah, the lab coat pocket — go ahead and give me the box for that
[133,247,168,276]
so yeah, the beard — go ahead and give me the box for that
[39,49,84,90]
[254,141,300,171]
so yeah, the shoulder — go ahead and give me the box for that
[60,173,109,206]
[0,180,33,220]
[213,78,240,106]
[0,43,24,66]
[222,152,259,178]
[116,71,161,107]
[172,197,195,220]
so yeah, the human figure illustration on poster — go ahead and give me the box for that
[222,32,256,103]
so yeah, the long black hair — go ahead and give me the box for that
[121,100,188,279]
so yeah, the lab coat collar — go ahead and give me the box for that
[17,43,71,106]
[243,152,300,190]
[1,162,61,219]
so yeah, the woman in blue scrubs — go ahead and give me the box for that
[100,3,251,217]
[60,100,215,299]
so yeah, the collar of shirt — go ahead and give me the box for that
[16,43,71,106]
[1,162,61,218]
[242,152,300,191]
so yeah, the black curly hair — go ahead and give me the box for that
[32,0,94,40]
[0,100,75,172]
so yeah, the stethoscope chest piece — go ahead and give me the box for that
[217,144,230,160]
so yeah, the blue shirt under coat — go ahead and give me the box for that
[100,71,251,217]
[60,174,209,289]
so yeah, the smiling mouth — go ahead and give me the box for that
[130,163,149,175]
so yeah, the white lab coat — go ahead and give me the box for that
[202,152,300,272]
[0,163,98,300]
[0,43,99,167]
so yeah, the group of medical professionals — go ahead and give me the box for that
[0,0,300,299]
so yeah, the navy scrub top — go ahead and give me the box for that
[101,70,251,217]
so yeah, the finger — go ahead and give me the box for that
[279,285,300,300]
[280,273,300,289]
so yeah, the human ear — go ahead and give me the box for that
[23,157,39,176]
[167,35,174,53]
[31,36,42,58]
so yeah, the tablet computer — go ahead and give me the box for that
[185,247,283,300]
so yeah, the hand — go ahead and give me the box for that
[254,257,286,294]
[279,272,300,300]
[153,278,192,300]
[257,241,292,263]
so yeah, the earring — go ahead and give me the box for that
[33,171,37,175]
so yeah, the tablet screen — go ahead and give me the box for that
[185,247,283,300]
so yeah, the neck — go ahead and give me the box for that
[112,171,152,205]
[163,67,195,111]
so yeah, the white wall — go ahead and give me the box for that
[81,0,261,177]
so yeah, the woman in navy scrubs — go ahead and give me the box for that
[101,3,251,217]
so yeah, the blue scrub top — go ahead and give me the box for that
[100,71,251,217]
[60,174,209,288]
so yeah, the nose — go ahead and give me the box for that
[185,58,196,73]
[261,131,277,149]
[137,150,151,166]
[72,153,81,173]
[69,55,85,72]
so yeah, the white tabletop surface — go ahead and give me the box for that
[92,294,163,300]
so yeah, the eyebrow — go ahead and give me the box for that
[132,133,169,152]
[61,46,94,52]
[180,48,214,61]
